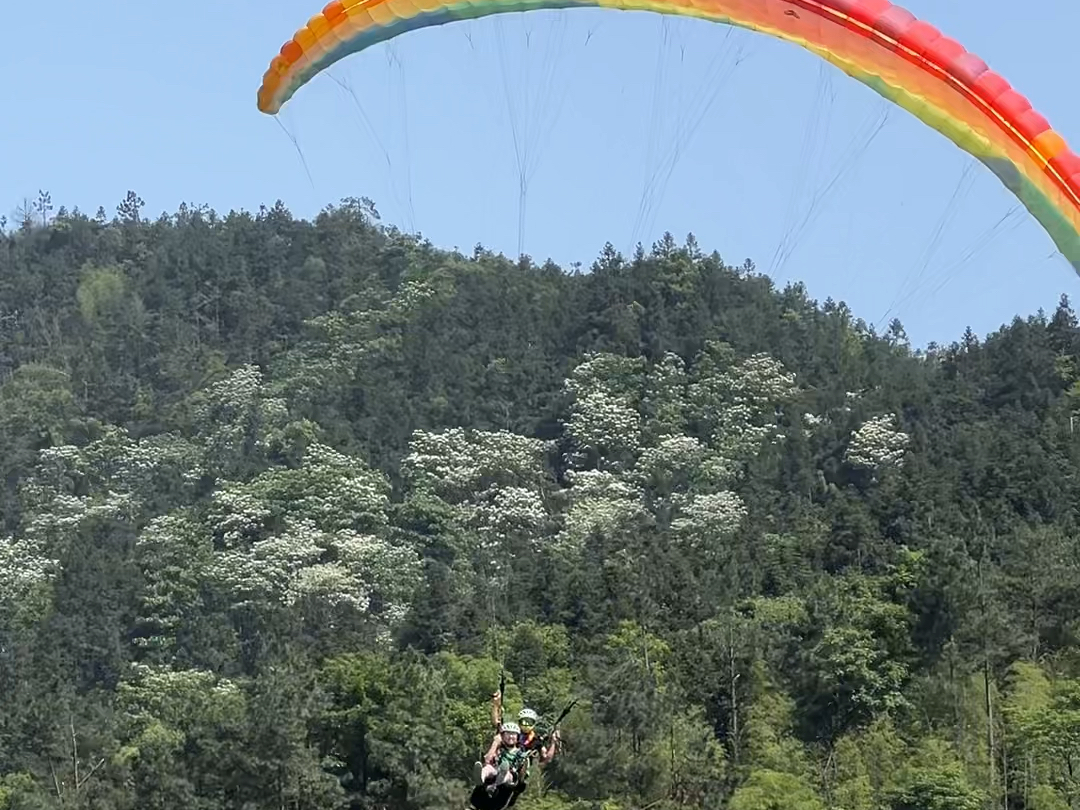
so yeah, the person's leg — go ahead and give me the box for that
[469,784,493,810]
[496,762,515,785]
[505,782,527,807]
[493,784,522,810]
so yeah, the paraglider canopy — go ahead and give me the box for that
[257,0,1080,274]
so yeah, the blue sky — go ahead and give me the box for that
[3,0,1079,348]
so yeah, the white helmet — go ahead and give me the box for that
[500,721,520,734]
[518,708,539,723]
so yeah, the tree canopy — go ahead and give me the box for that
[1,193,1080,810]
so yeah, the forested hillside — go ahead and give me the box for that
[3,192,1080,810]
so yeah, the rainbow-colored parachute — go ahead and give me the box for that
[257,0,1080,273]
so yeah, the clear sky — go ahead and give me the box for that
[3,0,1079,348]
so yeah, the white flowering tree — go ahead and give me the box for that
[560,469,647,552]
[401,427,555,574]
[641,352,690,440]
[0,425,202,628]
[670,491,749,552]
[8,373,424,660]
[23,426,202,516]
[563,352,646,470]
[206,442,391,539]
[115,664,249,806]
[207,516,417,619]
[845,413,910,472]
[117,664,246,740]
[402,427,551,501]
[140,440,419,652]
[557,346,800,558]
[686,342,800,464]
[558,353,652,562]
[189,363,312,478]
[0,534,58,624]
[273,275,457,402]
[133,511,211,659]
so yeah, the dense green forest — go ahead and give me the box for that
[4,190,1080,810]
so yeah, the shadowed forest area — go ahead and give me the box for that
[3,192,1080,810]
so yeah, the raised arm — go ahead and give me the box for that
[539,729,560,764]
[484,733,502,765]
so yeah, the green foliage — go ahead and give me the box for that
[4,194,1080,809]
[885,764,984,810]
[728,769,826,810]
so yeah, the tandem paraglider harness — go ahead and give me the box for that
[469,674,577,810]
